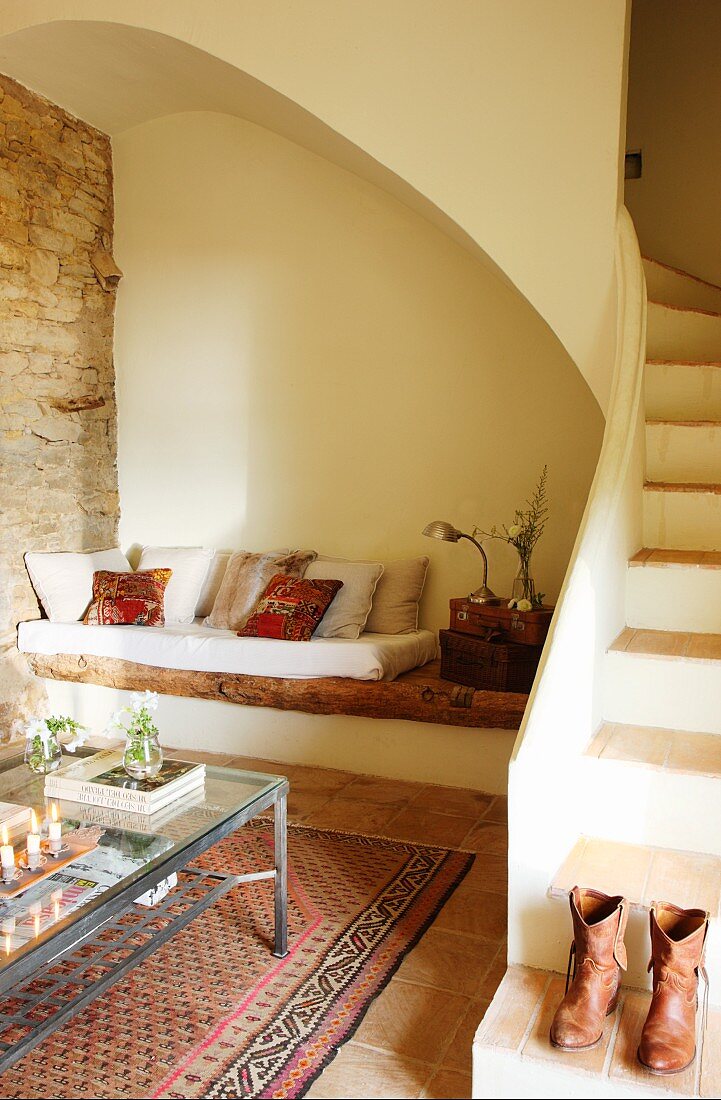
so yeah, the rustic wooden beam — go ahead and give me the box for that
[26,654,527,730]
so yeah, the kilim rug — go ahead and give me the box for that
[0,820,473,1099]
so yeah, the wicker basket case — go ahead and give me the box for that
[439,629,542,693]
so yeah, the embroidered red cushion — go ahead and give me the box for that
[238,574,343,642]
[84,569,172,627]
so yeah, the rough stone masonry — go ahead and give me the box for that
[0,73,118,733]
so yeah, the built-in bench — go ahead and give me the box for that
[26,653,527,730]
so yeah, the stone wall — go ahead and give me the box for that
[0,73,118,734]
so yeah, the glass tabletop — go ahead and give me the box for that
[0,748,286,973]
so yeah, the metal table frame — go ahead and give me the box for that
[0,775,289,1072]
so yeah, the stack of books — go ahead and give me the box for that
[44,749,205,813]
[0,802,31,837]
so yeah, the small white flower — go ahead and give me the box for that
[507,598,518,609]
[508,524,521,537]
[517,598,533,612]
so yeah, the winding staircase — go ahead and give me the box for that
[473,257,721,1098]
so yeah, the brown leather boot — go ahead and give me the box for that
[550,887,628,1051]
[638,902,709,1075]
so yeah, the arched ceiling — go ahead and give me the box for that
[0,19,512,291]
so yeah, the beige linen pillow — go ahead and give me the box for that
[205,550,317,631]
[137,546,213,624]
[365,556,429,634]
[305,559,384,639]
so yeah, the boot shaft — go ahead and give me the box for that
[570,887,628,973]
[649,902,707,988]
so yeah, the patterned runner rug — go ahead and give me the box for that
[0,820,473,1099]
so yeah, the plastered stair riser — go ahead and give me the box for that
[643,257,721,313]
[579,755,721,856]
[605,649,721,733]
[646,421,721,483]
[645,362,721,422]
[646,301,721,362]
[627,562,721,631]
[643,487,721,550]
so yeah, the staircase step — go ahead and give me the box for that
[628,550,721,631]
[646,420,721,484]
[583,725,721,854]
[643,256,721,313]
[473,963,721,1098]
[605,629,721,732]
[647,301,721,362]
[645,361,721,422]
[643,482,721,551]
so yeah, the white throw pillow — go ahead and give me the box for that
[195,551,232,619]
[137,546,214,624]
[306,559,384,639]
[25,548,132,622]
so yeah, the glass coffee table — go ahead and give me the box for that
[0,747,288,1073]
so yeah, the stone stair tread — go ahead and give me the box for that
[550,836,721,916]
[587,722,721,778]
[646,417,721,427]
[630,549,721,569]
[645,481,721,494]
[610,628,721,662]
[646,358,721,367]
[649,300,721,319]
[475,964,721,1097]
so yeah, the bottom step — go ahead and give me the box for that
[472,965,721,1098]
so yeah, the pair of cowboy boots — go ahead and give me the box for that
[550,886,709,1075]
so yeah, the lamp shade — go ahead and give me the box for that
[422,520,460,542]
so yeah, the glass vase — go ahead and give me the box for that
[511,556,535,604]
[123,731,163,781]
[24,731,62,774]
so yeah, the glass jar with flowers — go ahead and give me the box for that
[22,714,88,774]
[474,465,549,610]
[107,691,163,780]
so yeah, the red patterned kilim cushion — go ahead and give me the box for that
[84,569,172,627]
[239,574,343,642]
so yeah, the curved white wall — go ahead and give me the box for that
[0,1,630,409]
[113,111,604,631]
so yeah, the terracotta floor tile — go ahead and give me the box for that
[395,928,498,996]
[625,629,691,657]
[458,821,508,856]
[702,551,721,569]
[522,976,614,1072]
[281,763,357,794]
[597,723,673,768]
[476,947,507,1001]
[224,754,291,776]
[609,627,635,652]
[687,632,721,661]
[433,887,507,942]
[341,774,421,806]
[421,1065,471,1099]
[700,1006,721,1098]
[552,838,652,905]
[409,784,494,819]
[475,965,549,1053]
[585,722,616,758]
[646,846,721,914]
[462,853,507,895]
[665,731,721,776]
[305,1041,431,1099]
[483,795,508,824]
[353,979,470,1064]
[303,796,400,835]
[610,990,697,1095]
[443,998,491,1072]
[286,789,332,821]
[385,807,477,848]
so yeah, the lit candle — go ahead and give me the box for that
[51,888,62,923]
[4,933,10,956]
[26,810,41,869]
[48,803,62,854]
[0,825,14,879]
[1,917,15,936]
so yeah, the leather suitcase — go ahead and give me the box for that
[449,597,553,647]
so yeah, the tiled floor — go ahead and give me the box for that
[166,747,508,1099]
[630,547,721,568]
[610,626,721,661]
[588,722,721,778]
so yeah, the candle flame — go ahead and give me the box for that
[53,899,60,921]
[51,802,58,823]
[30,809,38,834]
[1,825,7,847]
[4,934,10,956]
[33,914,40,938]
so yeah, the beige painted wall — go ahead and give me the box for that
[626,0,721,286]
[0,1,629,410]
[113,111,603,632]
